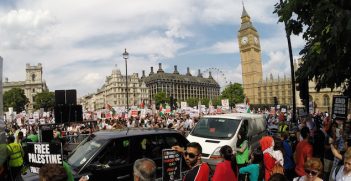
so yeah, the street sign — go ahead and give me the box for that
[332,96,349,120]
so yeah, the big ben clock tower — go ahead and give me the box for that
[238,5,263,104]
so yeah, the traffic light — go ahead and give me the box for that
[273,96,278,106]
[170,95,174,111]
[298,79,309,100]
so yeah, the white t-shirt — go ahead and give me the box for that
[332,165,351,181]
[293,176,323,181]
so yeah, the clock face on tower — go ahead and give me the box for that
[254,37,259,45]
[241,36,248,45]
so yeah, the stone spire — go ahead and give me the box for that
[208,71,213,79]
[149,67,154,75]
[141,70,146,78]
[157,63,164,73]
[241,4,249,18]
[186,67,192,76]
[240,4,256,31]
[197,69,203,78]
[173,65,179,74]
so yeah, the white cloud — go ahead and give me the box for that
[262,51,291,79]
[0,9,57,49]
[0,0,305,96]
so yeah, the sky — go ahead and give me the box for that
[0,0,305,97]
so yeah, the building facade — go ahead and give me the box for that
[142,63,220,103]
[3,63,48,112]
[238,6,341,112]
[80,68,149,111]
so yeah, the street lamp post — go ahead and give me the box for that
[123,49,129,110]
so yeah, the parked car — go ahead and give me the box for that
[23,128,189,181]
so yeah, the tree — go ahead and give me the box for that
[186,97,198,107]
[274,0,351,95]
[3,88,29,112]
[221,83,245,107]
[33,91,55,111]
[154,92,169,108]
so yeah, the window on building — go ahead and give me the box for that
[323,95,330,106]
[32,74,36,81]
[32,88,35,93]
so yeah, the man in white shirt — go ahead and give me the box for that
[332,148,351,181]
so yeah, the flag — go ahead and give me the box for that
[105,103,112,110]
[245,97,251,113]
[140,100,145,109]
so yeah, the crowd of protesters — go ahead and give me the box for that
[1,107,351,180]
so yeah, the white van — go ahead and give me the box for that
[187,113,266,167]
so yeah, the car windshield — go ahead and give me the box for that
[191,118,241,139]
[67,134,108,170]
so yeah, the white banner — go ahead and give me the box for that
[221,99,229,109]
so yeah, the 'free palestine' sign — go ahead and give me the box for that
[26,142,63,174]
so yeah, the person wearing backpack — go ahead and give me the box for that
[331,147,351,181]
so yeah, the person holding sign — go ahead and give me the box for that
[172,142,210,181]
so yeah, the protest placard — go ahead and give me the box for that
[332,96,349,120]
[162,149,182,181]
[27,142,63,174]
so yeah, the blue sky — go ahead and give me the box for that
[0,0,305,96]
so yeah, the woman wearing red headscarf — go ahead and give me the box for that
[259,136,276,181]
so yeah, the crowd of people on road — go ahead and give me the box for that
[1,108,351,181]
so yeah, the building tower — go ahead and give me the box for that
[24,63,45,111]
[238,6,263,104]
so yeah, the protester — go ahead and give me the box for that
[212,145,238,181]
[294,127,313,176]
[331,147,351,181]
[268,173,288,181]
[235,128,249,181]
[239,147,264,181]
[133,158,156,181]
[260,136,277,181]
[7,135,24,181]
[280,132,295,180]
[39,164,67,181]
[293,158,323,181]
[172,142,210,181]
[0,133,8,181]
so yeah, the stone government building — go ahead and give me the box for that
[80,64,220,111]
[141,63,220,103]
[80,67,149,111]
[3,63,48,112]
[238,6,341,112]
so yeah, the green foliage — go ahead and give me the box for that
[211,97,222,107]
[274,0,351,95]
[154,92,169,108]
[221,83,245,107]
[3,88,29,112]
[186,97,198,107]
[33,91,55,111]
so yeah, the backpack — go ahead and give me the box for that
[334,165,342,179]
[270,163,284,175]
